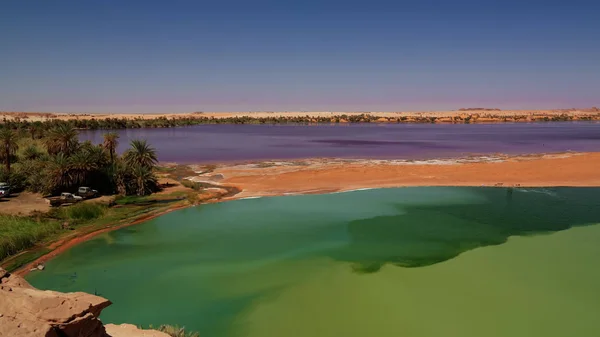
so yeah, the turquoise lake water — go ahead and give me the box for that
[27,187,600,337]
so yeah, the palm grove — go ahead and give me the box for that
[0,124,159,196]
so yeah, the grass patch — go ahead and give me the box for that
[0,215,61,261]
[160,164,215,181]
[147,325,199,337]
[66,203,105,220]
[169,191,189,197]
[47,202,106,222]
[1,196,187,271]
[114,195,153,205]
[181,179,203,191]
[3,248,52,272]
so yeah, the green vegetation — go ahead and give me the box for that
[0,204,105,261]
[63,203,106,221]
[0,125,172,266]
[102,132,119,163]
[1,112,598,132]
[150,325,199,337]
[0,192,187,269]
[0,123,159,196]
[113,195,153,205]
[181,179,203,191]
[0,128,19,172]
[0,216,60,261]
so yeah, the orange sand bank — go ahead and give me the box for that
[212,153,600,198]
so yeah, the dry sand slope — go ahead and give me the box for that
[204,153,600,198]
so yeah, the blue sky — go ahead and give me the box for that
[1,0,598,112]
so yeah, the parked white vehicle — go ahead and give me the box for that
[0,182,11,199]
[76,186,98,199]
[46,192,83,207]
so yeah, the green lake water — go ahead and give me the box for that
[27,187,600,337]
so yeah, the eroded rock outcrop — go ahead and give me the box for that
[0,267,169,337]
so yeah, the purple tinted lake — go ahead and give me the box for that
[79,122,600,163]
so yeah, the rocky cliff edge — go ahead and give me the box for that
[0,267,169,337]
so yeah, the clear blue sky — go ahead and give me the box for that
[1,0,598,113]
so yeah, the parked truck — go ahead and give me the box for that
[76,186,98,199]
[47,193,83,207]
[0,183,10,199]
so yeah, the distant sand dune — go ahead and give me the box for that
[1,108,599,123]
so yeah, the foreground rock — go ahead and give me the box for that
[0,267,168,337]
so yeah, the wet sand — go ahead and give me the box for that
[210,152,600,198]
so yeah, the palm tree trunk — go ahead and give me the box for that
[4,144,10,173]
[138,177,145,196]
[117,182,126,195]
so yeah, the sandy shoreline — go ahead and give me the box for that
[210,152,600,199]
[10,151,600,276]
[11,204,190,277]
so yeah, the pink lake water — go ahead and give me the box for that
[79,122,600,163]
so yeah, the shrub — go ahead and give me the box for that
[17,159,48,193]
[186,192,199,205]
[155,325,199,337]
[65,203,105,221]
[181,179,203,191]
[22,144,43,160]
[0,216,61,260]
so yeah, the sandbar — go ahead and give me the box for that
[210,152,600,198]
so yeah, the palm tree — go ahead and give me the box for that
[69,149,99,185]
[87,145,108,166]
[123,139,157,168]
[31,122,45,140]
[29,124,36,140]
[107,158,129,195]
[45,124,79,155]
[45,153,72,193]
[0,129,19,173]
[102,132,119,163]
[22,145,42,160]
[130,164,157,196]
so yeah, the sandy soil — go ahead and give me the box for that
[2,109,599,122]
[0,194,116,216]
[211,152,600,198]
[0,180,185,216]
[0,192,49,215]
[155,177,189,195]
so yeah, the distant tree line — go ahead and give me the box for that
[0,112,596,132]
